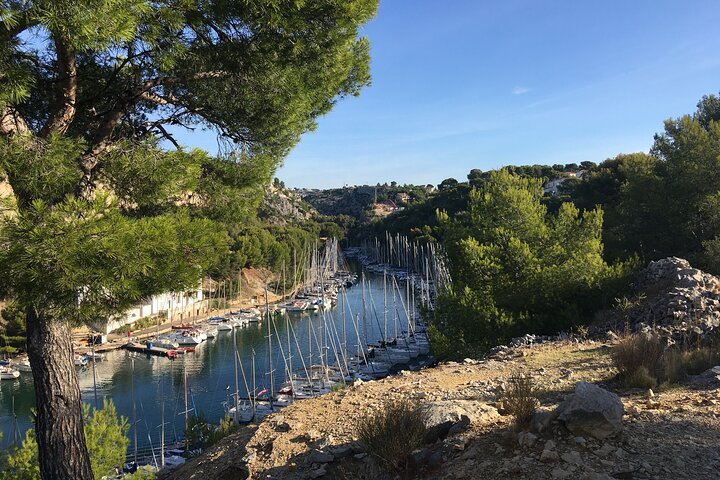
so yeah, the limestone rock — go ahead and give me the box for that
[556,382,624,440]
[424,400,499,428]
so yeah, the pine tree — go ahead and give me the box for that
[0,2,377,478]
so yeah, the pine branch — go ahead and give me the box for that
[40,34,78,136]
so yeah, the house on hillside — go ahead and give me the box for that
[396,192,410,204]
[543,170,586,195]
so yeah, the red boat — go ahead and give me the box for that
[171,323,193,330]
[166,350,178,359]
[177,347,196,353]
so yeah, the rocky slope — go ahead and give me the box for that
[259,183,315,225]
[623,257,720,340]
[160,337,720,480]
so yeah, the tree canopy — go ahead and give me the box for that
[1,2,377,478]
[432,171,634,357]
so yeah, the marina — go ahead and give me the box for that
[0,255,436,466]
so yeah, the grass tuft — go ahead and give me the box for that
[355,398,428,476]
[503,374,538,429]
[612,332,665,387]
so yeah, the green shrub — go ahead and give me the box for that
[206,416,238,448]
[1,335,26,349]
[113,316,159,334]
[355,398,428,476]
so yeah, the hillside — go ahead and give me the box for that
[159,257,720,480]
[297,184,432,220]
[259,182,316,225]
[159,338,720,480]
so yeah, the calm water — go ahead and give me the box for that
[0,272,419,454]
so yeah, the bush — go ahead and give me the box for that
[206,416,238,448]
[1,335,26,349]
[613,331,720,387]
[503,374,538,429]
[113,316,159,334]
[612,332,665,387]
[664,347,720,384]
[355,398,428,475]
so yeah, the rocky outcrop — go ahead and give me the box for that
[627,257,720,340]
[259,184,314,225]
[555,382,624,440]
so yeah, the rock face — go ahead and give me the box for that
[556,382,624,440]
[629,257,720,340]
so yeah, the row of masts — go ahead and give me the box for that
[346,232,451,311]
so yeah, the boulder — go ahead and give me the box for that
[306,449,334,464]
[424,400,499,428]
[555,382,624,440]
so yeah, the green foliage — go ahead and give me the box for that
[206,416,239,448]
[185,414,238,450]
[0,430,40,480]
[185,413,215,450]
[569,92,720,271]
[0,400,130,480]
[0,135,84,206]
[435,170,635,357]
[113,316,158,334]
[0,302,26,336]
[0,183,227,324]
[83,400,130,479]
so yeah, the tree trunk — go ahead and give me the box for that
[26,308,94,480]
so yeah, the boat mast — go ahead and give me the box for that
[160,376,165,469]
[265,285,273,402]
[233,322,240,424]
[91,338,98,409]
[132,358,138,465]
[183,358,189,451]
[383,269,388,341]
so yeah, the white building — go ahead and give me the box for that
[91,285,206,334]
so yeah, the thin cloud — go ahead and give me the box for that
[512,86,530,95]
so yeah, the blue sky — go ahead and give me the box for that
[193,1,720,188]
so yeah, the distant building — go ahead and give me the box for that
[91,285,205,334]
[543,170,586,195]
[396,192,410,203]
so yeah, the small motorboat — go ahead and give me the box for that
[0,366,21,380]
[85,351,105,362]
[73,354,88,367]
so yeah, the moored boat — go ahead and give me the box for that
[0,366,21,379]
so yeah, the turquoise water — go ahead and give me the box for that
[0,273,419,454]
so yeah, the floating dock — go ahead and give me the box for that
[121,342,177,358]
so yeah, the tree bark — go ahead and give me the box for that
[26,308,94,480]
